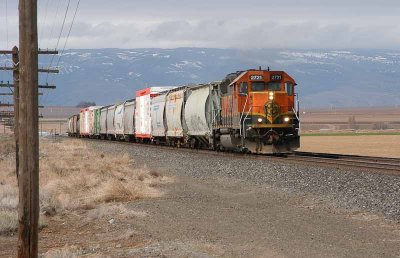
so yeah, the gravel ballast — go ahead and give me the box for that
[88,140,400,222]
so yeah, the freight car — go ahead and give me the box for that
[67,114,80,137]
[68,68,300,154]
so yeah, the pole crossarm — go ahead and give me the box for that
[0,92,43,96]
[0,67,14,71]
[0,67,59,73]
[0,49,58,55]
[0,50,14,54]
[39,68,59,73]
[0,103,45,108]
[0,112,14,118]
[0,83,56,89]
[0,103,14,107]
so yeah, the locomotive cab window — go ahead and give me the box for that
[251,82,265,91]
[285,82,294,96]
[267,82,281,91]
[240,82,248,95]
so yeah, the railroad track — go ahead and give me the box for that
[289,151,400,175]
[61,136,400,176]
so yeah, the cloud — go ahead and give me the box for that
[31,19,398,50]
[1,1,400,50]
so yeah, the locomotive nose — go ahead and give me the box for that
[264,100,281,123]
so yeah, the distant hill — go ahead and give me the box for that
[1,48,400,108]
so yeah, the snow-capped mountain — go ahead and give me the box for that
[1,48,399,107]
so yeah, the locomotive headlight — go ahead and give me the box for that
[269,92,274,100]
[284,117,290,122]
[257,118,263,123]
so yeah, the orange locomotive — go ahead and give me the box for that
[213,68,300,153]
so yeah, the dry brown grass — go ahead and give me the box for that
[0,137,169,234]
[39,139,169,212]
[0,137,16,157]
[41,245,83,258]
[0,137,18,234]
[0,210,18,234]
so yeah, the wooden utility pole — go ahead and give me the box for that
[0,3,58,256]
[18,0,39,257]
[12,46,20,181]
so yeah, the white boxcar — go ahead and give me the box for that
[68,114,79,136]
[89,106,102,136]
[151,94,167,137]
[80,106,100,137]
[79,107,90,136]
[166,89,185,138]
[135,87,176,139]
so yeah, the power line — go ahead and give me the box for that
[40,0,62,106]
[43,0,72,106]
[39,0,51,48]
[53,0,71,54]
[54,0,81,74]
[5,0,9,49]
[46,0,71,82]
[48,0,63,51]
[39,0,80,107]
[49,0,81,102]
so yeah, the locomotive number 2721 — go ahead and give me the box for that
[271,74,282,81]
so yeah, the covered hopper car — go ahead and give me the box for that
[68,68,300,154]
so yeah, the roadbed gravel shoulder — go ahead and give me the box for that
[85,139,400,257]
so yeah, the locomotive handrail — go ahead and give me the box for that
[292,107,301,131]
[239,93,249,137]
[242,106,253,141]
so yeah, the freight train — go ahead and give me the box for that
[68,69,300,154]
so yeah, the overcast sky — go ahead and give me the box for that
[1,0,400,50]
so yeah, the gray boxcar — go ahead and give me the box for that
[123,99,135,138]
[100,105,109,138]
[106,105,116,138]
[114,102,125,138]
[114,100,136,141]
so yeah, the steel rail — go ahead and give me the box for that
[286,154,400,174]
[294,151,400,163]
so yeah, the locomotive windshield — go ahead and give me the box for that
[267,82,281,91]
[251,82,265,91]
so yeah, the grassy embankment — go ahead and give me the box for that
[0,137,170,256]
